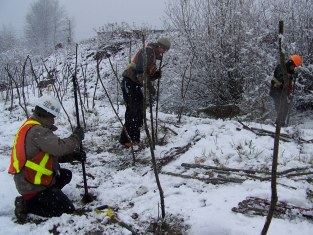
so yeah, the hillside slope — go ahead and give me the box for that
[1,36,313,235]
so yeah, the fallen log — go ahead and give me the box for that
[182,163,313,179]
[278,166,311,175]
[238,121,313,144]
[162,171,245,184]
[157,135,201,170]
[181,163,271,175]
[238,120,293,142]
[232,196,313,220]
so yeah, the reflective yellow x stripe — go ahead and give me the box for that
[25,153,53,185]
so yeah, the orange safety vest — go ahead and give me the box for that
[8,118,54,186]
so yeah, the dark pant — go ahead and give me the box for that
[119,77,143,144]
[270,88,289,125]
[27,168,75,217]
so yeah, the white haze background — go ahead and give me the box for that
[0,0,168,41]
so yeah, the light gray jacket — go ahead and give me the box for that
[13,113,80,195]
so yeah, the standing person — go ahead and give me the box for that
[119,37,171,148]
[269,55,302,126]
[8,95,85,223]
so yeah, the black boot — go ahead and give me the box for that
[15,196,28,223]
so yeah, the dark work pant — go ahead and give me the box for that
[27,168,75,217]
[119,77,143,144]
[270,89,289,125]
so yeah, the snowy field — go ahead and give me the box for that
[1,93,313,234]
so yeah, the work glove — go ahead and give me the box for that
[73,127,85,141]
[149,85,157,97]
[73,150,86,162]
[153,70,162,79]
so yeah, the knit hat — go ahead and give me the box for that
[157,37,171,50]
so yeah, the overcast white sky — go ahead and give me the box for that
[0,0,169,41]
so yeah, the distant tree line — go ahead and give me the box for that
[25,0,73,54]
[0,0,72,56]
[0,0,73,86]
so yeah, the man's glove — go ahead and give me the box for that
[153,70,162,79]
[73,150,86,162]
[149,85,156,97]
[73,127,84,141]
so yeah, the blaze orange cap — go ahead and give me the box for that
[290,55,302,67]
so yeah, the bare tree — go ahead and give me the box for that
[165,0,246,108]
[5,64,29,118]
[25,0,69,54]
[177,54,194,123]
[0,24,17,53]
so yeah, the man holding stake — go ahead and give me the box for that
[269,54,302,126]
[8,95,85,223]
[119,37,171,148]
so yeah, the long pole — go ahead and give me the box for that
[73,44,93,203]
[261,20,287,235]
[142,34,165,218]
[155,54,163,143]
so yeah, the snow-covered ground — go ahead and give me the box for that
[1,36,313,234]
[1,93,313,234]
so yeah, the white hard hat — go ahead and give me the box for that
[35,95,61,117]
